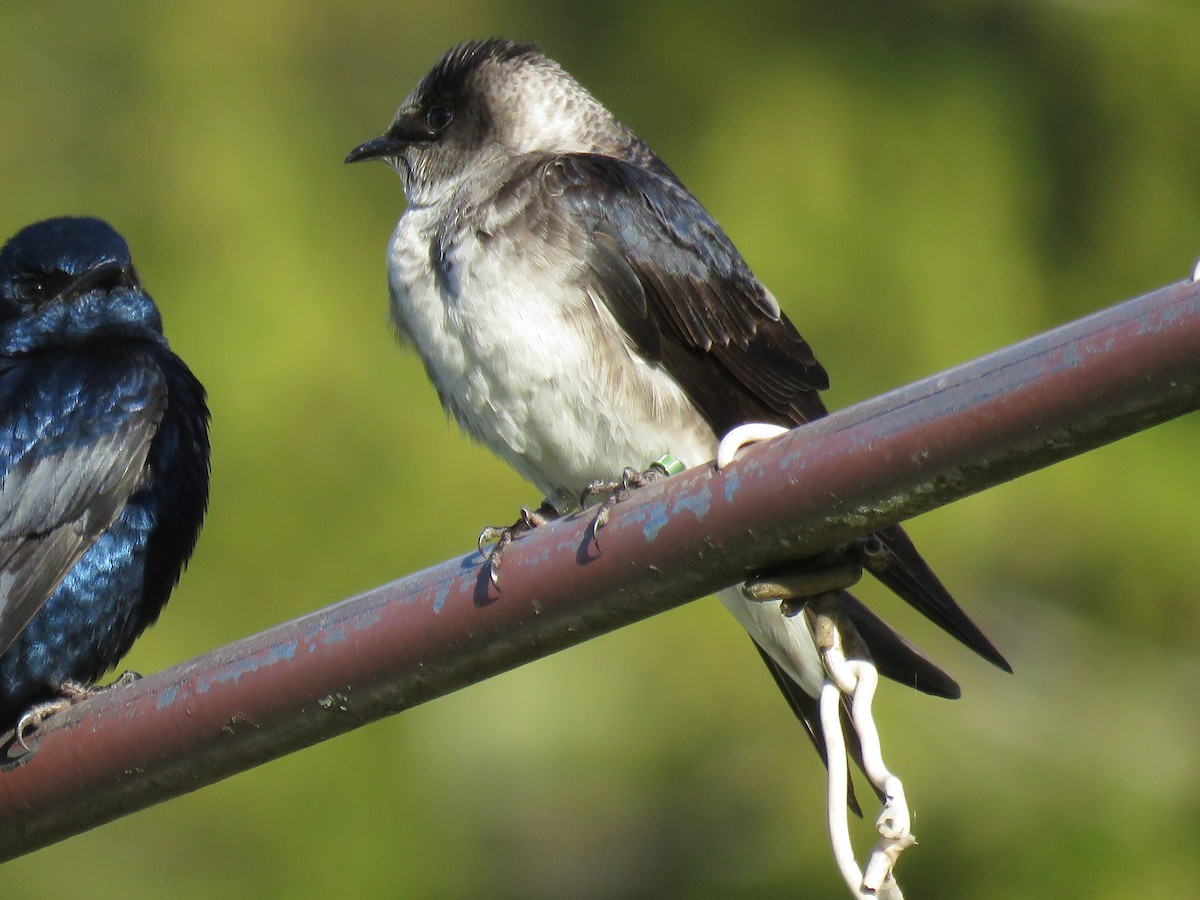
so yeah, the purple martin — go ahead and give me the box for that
[347,39,1008,771]
[0,216,210,738]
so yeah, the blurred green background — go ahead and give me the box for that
[3,1,1199,896]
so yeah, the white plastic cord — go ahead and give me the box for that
[716,423,789,469]
[716,424,915,897]
[815,611,911,899]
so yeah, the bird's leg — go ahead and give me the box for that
[809,598,914,899]
[13,672,144,752]
[580,453,687,547]
[477,501,560,588]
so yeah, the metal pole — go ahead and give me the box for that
[1,277,1198,859]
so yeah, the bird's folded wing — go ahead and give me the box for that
[521,152,1010,672]
[515,151,829,430]
[0,357,167,655]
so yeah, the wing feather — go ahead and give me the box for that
[528,152,1010,672]
[0,355,167,656]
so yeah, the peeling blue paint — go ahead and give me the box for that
[673,486,711,520]
[197,640,298,692]
[1059,344,1083,369]
[322,626,346,646]
[776,445,806,473]
[723,470,741,504]
[156,683,180,710]
[433,585,449,613]
[639,501,671,541]
[353,608,384,630]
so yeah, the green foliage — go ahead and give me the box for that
[2,1,1198,896]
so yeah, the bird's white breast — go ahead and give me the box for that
[387,203,717,512]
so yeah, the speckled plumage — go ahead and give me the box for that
[0,217,209,728]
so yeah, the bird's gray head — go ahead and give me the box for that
[0,216,164,352]
[346,38,642,203]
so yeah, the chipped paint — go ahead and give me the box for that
[351,607,384,630]
[638,500,671,541]
[155,683,179,710]
[722,469,741,504]
[196,640,298,693]
[432,584,450,613]
[672,485,711,520]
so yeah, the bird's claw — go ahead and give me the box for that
[477,502,558,588]
[14,699,71,752]
[581,454,685,547]
[11,675,140,753]
[581,471,636,547]
[109,669,143,689]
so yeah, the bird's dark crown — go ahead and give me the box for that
[420,38,542,99]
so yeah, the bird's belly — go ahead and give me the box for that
[388,219,717,510]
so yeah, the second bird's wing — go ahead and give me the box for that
[0,353,167,657]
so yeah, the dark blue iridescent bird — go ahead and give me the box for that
[0,216,209,739]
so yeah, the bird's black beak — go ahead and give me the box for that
[66,258,135,299]
[345,111,434,164]
[345,135,405,164]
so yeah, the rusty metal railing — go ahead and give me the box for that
[2,275,1198,860]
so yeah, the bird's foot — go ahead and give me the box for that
[14,698,73,753]
[107,670,144,689]
[477,501,559,588]
[810,598,914,899]
[12,673,142,753]
[580,453,687,546]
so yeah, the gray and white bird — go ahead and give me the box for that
[346,38,1009,776]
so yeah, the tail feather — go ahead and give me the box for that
[835,590,961,698]
[872,525,1012,673]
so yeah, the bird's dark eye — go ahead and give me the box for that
[15,276,45,301]
[425,105,454,133]
[14,271,67,304]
